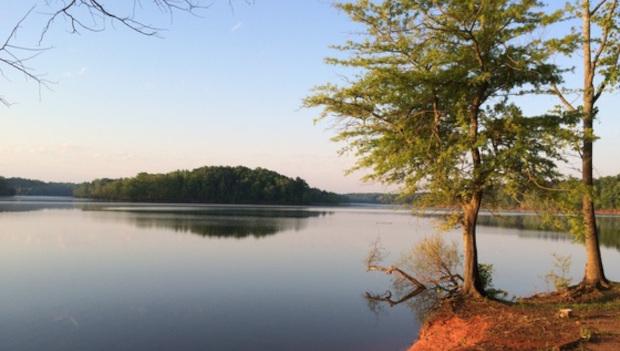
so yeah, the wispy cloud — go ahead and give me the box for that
[63,66,88,78]
[231,21,243,32]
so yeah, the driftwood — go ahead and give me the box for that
[367,263,427,291]
[364,287,426,307]
[364,238,465,307]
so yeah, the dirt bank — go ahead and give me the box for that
[409,285,620,350]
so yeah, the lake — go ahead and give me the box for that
[1,197,619,351]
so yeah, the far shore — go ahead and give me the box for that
[1,195,620,217]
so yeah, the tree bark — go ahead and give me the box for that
[461,192,485,297]
[581,99,608,287]
[580,0,609,288]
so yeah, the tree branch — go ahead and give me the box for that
[0,7,53,106]
[591,0,611,16]
[591,0,618,70]
[550,84,578,112]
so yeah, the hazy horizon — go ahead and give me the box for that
[2,1,619,193]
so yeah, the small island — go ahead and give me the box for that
[73,166,344,205]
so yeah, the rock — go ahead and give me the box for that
[558,308,573,319]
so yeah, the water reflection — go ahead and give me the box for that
[0,197,332,239]
[477,214,620,250]
[0,196,83,212]
[111,210,329,239]
[1,198,619,351]
[366,289,439,324]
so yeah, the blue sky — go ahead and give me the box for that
[1,1,619,193]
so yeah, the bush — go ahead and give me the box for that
[545,253,572,291]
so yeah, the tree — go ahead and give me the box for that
[550,0,619,289]
[1,0,210,105]
[73,165,344,205]
[0,177,17,196]
[306,0,566,297]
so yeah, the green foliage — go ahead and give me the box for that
[580,326,593,342]
[478,263,508,299]
[343,192,417,204]
[397,234,462,292]
[0,177,16,196]
[476,214,620,251]
[395,235,506,298]
[4,178,76,196]
[74,166,344,205]
[491,173,620,242]
[594,175,620,210]
[305,0,572,218]
[545,253,573,291]
[478,263,494,291]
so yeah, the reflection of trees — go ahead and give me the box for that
[365,286,440,323]
[119,209,330,239]
[0,198,78,213]
[477,214,620,251]
[595,217,620,251]
[0,199,333,239]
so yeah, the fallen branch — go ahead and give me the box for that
[367,263,427,290]
[364,287,426,307]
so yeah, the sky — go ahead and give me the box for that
[1,1,619,193]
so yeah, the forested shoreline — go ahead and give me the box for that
[1,171,619,209]
[72,166,344,205]
[0,177,75,196]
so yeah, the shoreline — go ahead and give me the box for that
[408,285,620,350]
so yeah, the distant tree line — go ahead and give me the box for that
[594,175,620,210]
[0,177,16,196]
[345,176,620,210]
[484,176,620,211]
[6,178,76,196]
[343,193,400,204]
[2,170,618,209]
[0,177,76,196]
[73,166,344,205]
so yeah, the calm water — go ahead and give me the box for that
[1,197,619,351]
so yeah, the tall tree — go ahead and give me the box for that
[306,0,565,297]
[550,0,619,289]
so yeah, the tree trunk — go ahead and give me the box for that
[580,0,609,288]
[582,189,608,288]
[461,192,485,297]
[581,102,608,288]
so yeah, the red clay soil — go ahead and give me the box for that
[410,315,489,351]
[408,286,620,351]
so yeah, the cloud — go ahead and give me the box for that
[63,66,88,78]
[231,21,243,32]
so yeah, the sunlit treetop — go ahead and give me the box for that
[306,0,575,212]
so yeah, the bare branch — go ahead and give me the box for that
[0,7,54,104]
[550,84,578,112]
[591,0,611,16]
[364,287,425,307]
[591,0,619,70]
[3,0,219,106]
[38,0,213,44]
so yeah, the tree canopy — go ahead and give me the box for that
[547,0,620,289]
[0,177,16,196]
[74,166,344,205]
[306,0,572,296]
